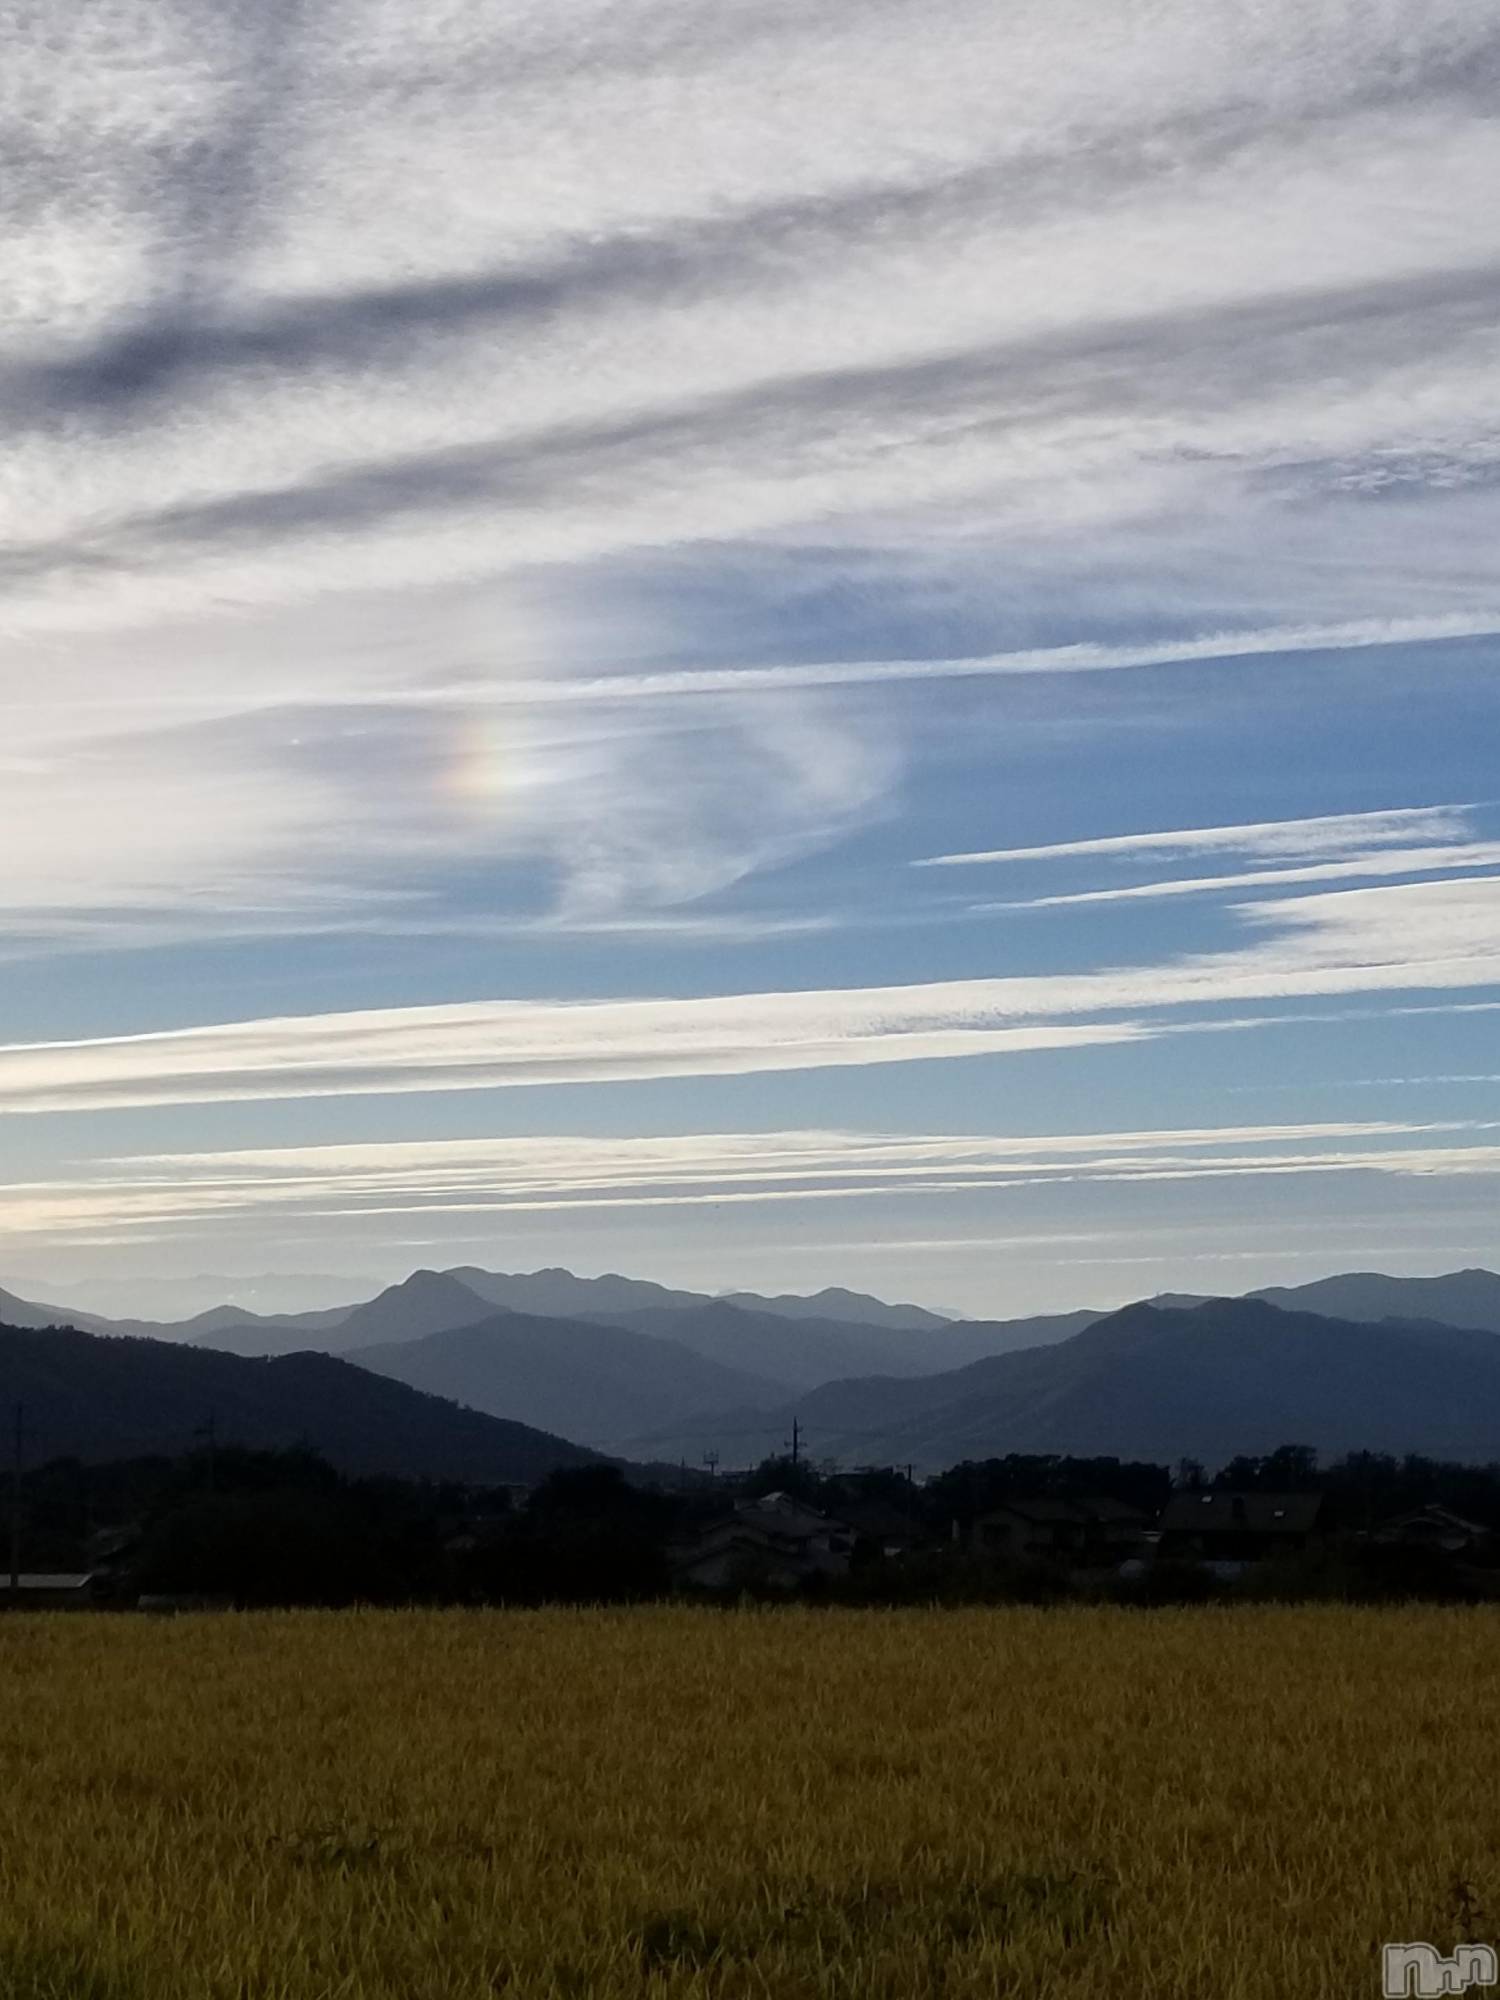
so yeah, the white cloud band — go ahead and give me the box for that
[1,873,1497,1115]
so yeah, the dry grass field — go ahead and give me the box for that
[3,1604,1499,1998]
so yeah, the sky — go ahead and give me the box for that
[2,0,1500,1322]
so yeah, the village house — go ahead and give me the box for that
[669,1491,855,1592]
[836,1495,926,1561]
[973,1496,1153,1566]
[1370,1503,1492,1557]
[0,1572,105,1611]
[1157,1489,1334,1564]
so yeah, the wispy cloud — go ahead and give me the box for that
[3,873,1498,1115]
[391,618,1500,707]
[7,1117,1498,1251]
[918,802,1500,919]
[5,0,1500,1309]
[6,1,1500,945]
[978,845,1500,910]
[917,805,1477,870]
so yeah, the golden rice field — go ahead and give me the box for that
[4,1605,1499,1999]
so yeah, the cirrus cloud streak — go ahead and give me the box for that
[6,1117,1499,1249]
[1,874,1498,1115]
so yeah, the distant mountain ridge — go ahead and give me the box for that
[1248,1268,1500,1331]
[448,1267,954,1331]
[0,1284,102,1331]
[201,1286,1099,1445]
[717,1286,954,1331]
[637,1296,1500,1471]
[597,1300,1102,1391]
[0,1265,961,1347]
[9,1267,1500,1474]
[10,1264,1498,1356]
[159,1276,486,1360]
[352,1308,791,1449]
[1148,1270,1500,1334]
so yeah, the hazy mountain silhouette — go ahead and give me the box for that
[11,1266,1500,1461]
[167,1271,1086,1390]
[0,1320,605,1482]
[183,1279,1084,1438]
[3,1264,963,1353]
[717,1286,953,1330]
[607,1300,1101,1389]
[180,1300,362,1337]
[307,1270,496,1345]
[448,1266,952,1330]
[446,1266,708,1319]
[188,1271,496,1357]
[0,1284,107,1331]
[599,1301,914,1390]
[1247,1268,1500,1332]
[350,1309,792,1448]
[0,1264,1110,1430]
[631,1297,1500,1470]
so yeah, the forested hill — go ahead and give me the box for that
[0,1322,604,1484]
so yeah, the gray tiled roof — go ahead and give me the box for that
[1158,1491,1325,1535]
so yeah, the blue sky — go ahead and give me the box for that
[3,0,1499,1320]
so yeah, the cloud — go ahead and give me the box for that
[399,616,1500,706]
[6,0,1500,951]
[6,1115,1498,1250]
[976,845,1500,910]
[918,802,1500,917]
[3,610,1496,953]
[6,0,1500,1317]
[12,258,1500,603]
[0,683,893,939]
[916,804,1477,870]
[2,872,1499,1115]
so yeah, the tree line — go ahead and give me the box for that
[14,1440,1500,1610]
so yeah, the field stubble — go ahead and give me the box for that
[2,1604,1497,1998]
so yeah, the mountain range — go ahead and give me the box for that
[632,1293,1500,1469]
[0,1267,1101,1450]
[6,1264,1500,1474]
[189,1277,1098,1449]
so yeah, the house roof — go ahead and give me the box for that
[838,1498,922,1541]
[676,1495,850,1558]
[979,1496,1150,1528]
[0,1572,96,1592]
[1158,1490,1326,1535]
[669,1520,848,1579]
[679,1519,824,1557]
[977,1498,1085,1527]
[1377,1504,1490,1538]
[1082,1496,1153,1523]
[734,1493,840,1537]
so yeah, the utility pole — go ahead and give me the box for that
[786,1418,802,1469]
[9,1404,23,1596]
[701,1451,720,1481]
